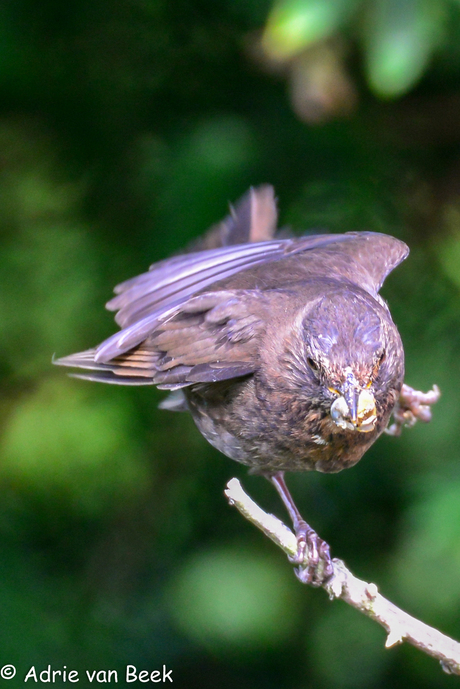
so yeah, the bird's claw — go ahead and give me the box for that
[385,383,440,437]
[289,519,333,586]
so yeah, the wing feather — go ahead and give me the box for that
[55,187,409,392]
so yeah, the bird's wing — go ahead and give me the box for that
[96,231,406,361]
[107,239,290,330]
[306,231,409,296]
[186,184,279,250]
[54,180,408,387]
[54,289,271,389]
[109,184,279,332]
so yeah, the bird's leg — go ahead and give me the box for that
[269,472,333,586]
[385,383,440,437]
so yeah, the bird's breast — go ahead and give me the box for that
[184,377,390,474]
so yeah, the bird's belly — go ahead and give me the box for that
[184,384,382,474]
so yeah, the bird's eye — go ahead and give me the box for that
[307,357,319,372]
[379,350,386,365]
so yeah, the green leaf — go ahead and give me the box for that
[364,0,445,98]
[263,0,359,59]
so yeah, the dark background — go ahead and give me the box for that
[1,0,460,686]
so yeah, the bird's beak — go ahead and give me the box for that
[343,386,359,425]
[330,371,377,433]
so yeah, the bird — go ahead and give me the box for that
[54,185,437,584]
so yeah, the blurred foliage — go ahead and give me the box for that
[0,0,460,687]
[262,0,450,101]
[168,544,301,651]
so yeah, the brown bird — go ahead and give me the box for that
[55,186,438,584]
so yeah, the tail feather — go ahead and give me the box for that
[68,371,156,386]
[53,348,157,385]
[53,349,104,371]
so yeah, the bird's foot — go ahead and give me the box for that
[289,519,333,586]
[268,471,334,586]
[385,383,440,437]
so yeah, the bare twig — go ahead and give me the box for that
[225,477,460,676]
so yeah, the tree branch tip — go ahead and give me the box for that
[441,660,459,675]
[225,477,242,496]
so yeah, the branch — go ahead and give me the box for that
[224,477,460,676]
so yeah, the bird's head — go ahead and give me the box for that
[288,287,403,434]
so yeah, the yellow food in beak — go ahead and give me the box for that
[330,389,377,432]
[356,389,377,432]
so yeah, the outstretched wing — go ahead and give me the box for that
[54,185,408,389]
[94,231,406,362]
[54,289,270,389]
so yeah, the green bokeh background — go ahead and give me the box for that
[1,0,460,687]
